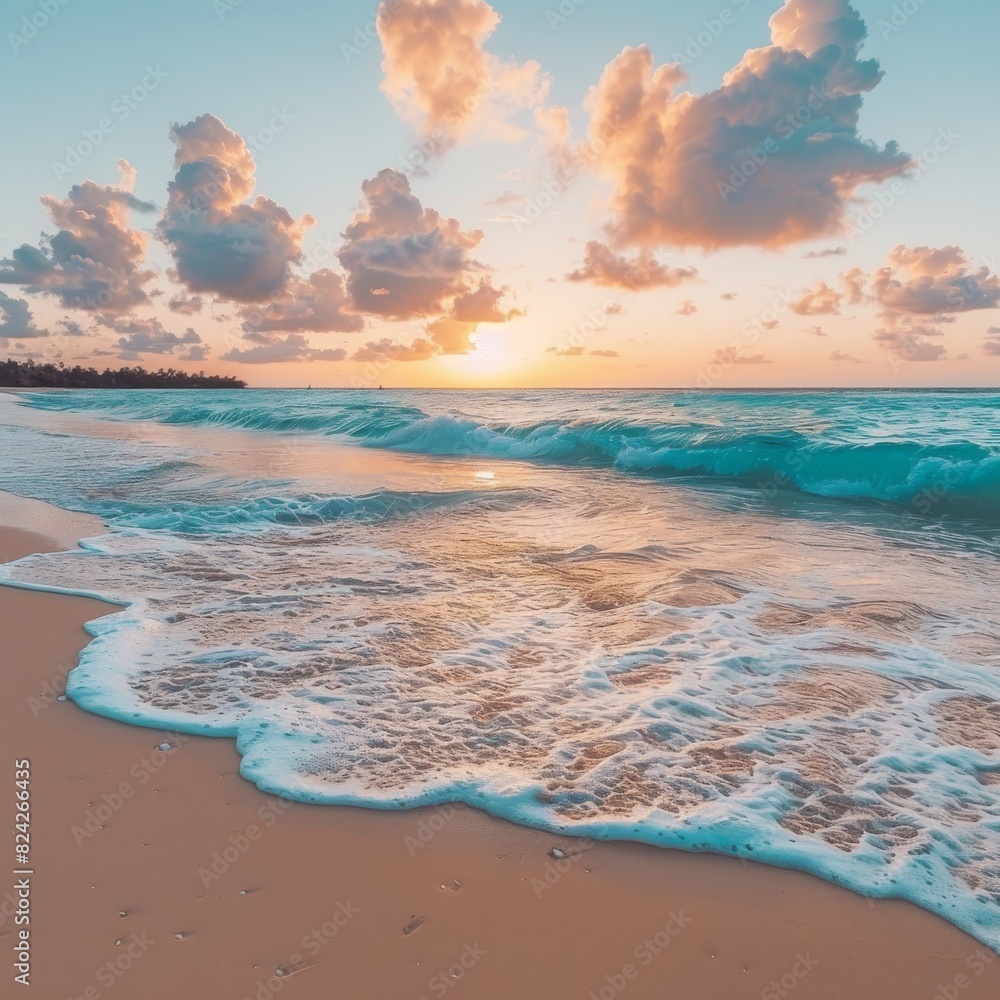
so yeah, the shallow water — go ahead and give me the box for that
[1,388,998,949]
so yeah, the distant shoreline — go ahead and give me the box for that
[0,359,247,389]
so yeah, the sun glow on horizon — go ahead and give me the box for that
[438,328,521,385]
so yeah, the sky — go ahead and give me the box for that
[0,0,998,388]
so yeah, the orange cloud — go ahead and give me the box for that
[584,0,909,250]
[870,245,1000,361]
[790,280,842,315]
[221,331,348,364]
[565,241,697,291]
[338,169,515,328]
[238,269,363,334]
[376,0,548,150]
[352,337,438,362]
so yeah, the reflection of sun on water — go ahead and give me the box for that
[442,328,515,383]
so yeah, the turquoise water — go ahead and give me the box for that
[18,387,1000,519]
[1,388,999,950]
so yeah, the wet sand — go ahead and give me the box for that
[1,506,997,1000]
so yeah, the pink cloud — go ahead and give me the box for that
[566,241,697,291]
[0,161,155,313]
[583,0,909,251]
[376,0,548,150]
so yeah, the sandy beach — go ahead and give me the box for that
[2,501,997,1000]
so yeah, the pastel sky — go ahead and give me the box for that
[1,0,998,388]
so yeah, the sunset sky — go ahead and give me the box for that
[1,0,998,388]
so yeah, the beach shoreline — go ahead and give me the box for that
[1,497,998,999]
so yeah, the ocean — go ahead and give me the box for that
[1,387,998,949]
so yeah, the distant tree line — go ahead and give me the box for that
[0,359,247,389]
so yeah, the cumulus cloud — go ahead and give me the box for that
[982,328,1000,357]
[829,350,863,362]
[420,318,472,354]
[840,265,868,305]
[565,241,697,291]
[168,293,204,315]
[584,0,909,250]
[873,327,948,362]
[803,247,847,258]
[238,269,363,334]
[803,324,828,337]
[221,331,348,364]
[0,292,49,339]
[106,316,205,360]
[0,161,155,313]
[338,169,515,330]
[790,280,842,315]
[713,347,772,365]
[351,337,438,362]
[450,278,519,323]
[57,319,87,338]
[159,114,314,304]
[675,299,697,316]
[590,349,620,358]
[870,245,1000,360]
[376,0,548,150]
[423,281,520,356]
[872,245,1000,316]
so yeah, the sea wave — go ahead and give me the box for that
[20,391,1000,518]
